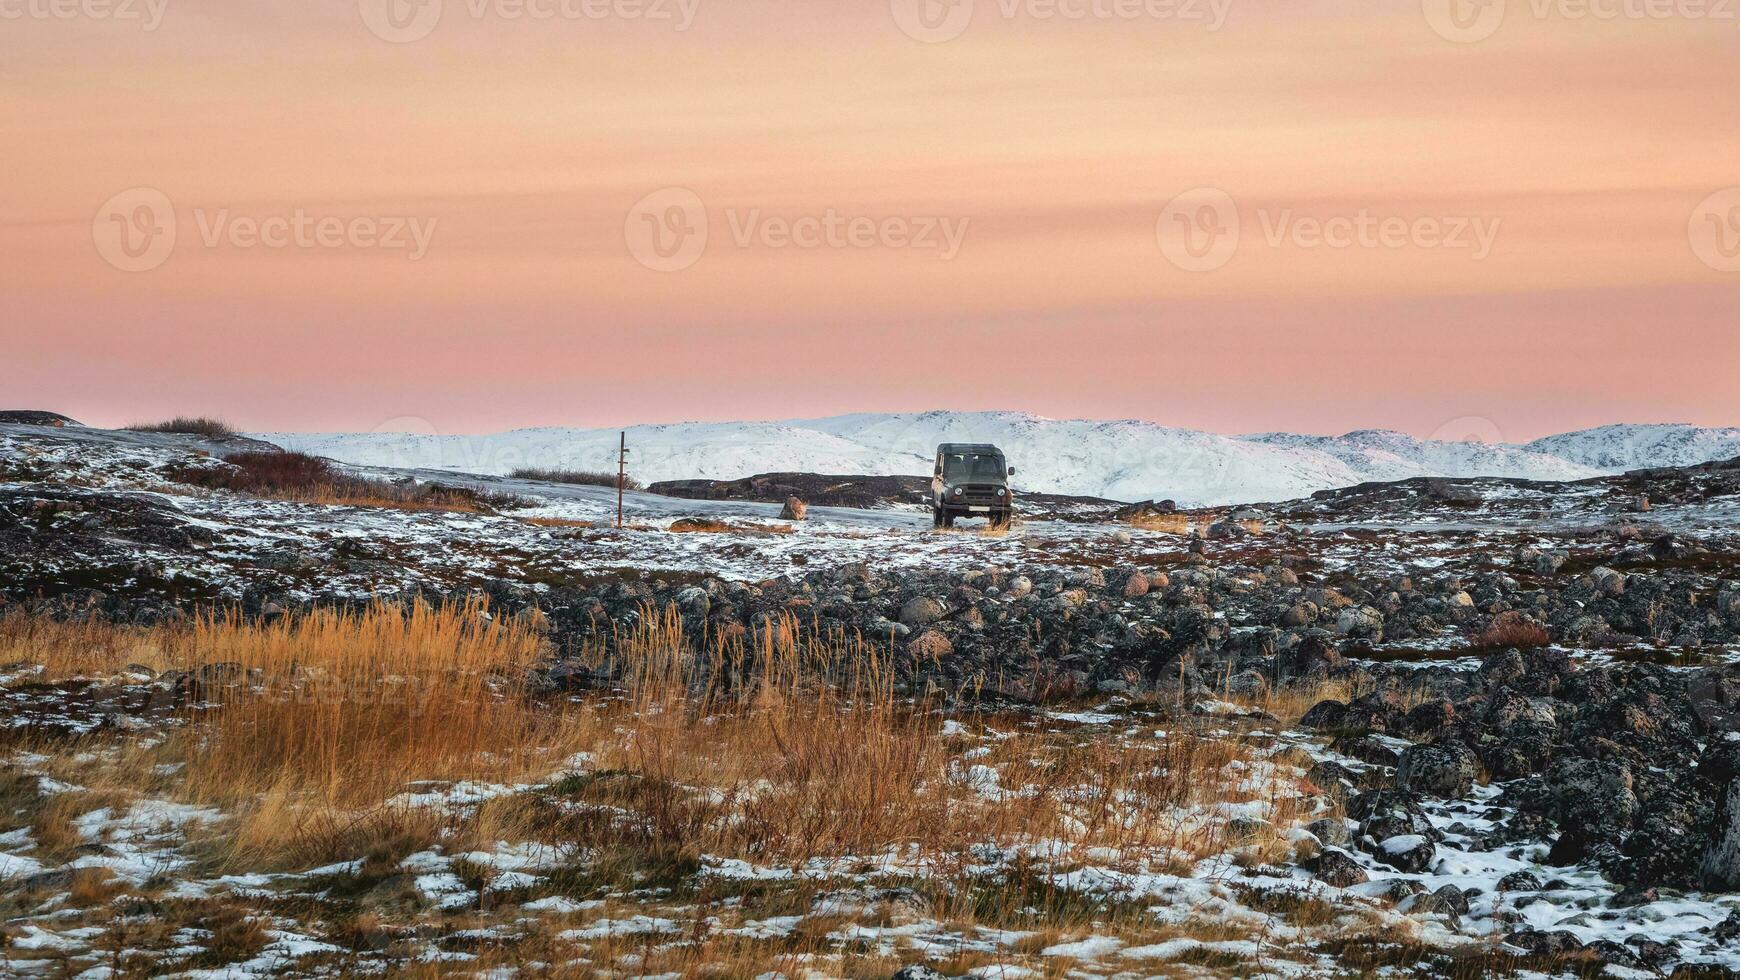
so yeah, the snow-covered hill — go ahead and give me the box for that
[257,412,1740,508]
[1524,423,1740,472]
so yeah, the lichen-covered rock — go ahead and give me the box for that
[1396,742,1480,798]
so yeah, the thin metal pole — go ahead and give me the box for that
[616,431,626,530]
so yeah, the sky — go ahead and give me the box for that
[3,0,1737,441]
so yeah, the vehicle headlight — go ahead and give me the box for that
[997,487,1007,497]
[953,487,963,497]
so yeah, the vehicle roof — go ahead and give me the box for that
[937,443,1003,453]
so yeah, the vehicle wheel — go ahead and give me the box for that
[943,513,956,529]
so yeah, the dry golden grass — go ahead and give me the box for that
[0,612,167,679]
[8,602,591,868]
[667,517,794,535]
[1127,512,1194,535]
[520,516,596,529]
[4,600,1329,974]
[167,451,530,515]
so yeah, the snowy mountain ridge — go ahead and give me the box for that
[258,412,1740,508]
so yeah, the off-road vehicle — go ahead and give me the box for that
[931,443,1014,529]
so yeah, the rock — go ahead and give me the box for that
[1121,570,1150,598]
[1334,606,1385,641]
[1430,884,1469,916]
[891,966,950,980]
[1534,551,1567,575]
[899,596,948,628]
[1610,886,1657,908]
[778,496,808,521]
[1305,848,1368,887]
[1307,817,1352,846]
[1401,699,1455,737]
[1279,601,1317,627]
[1276,634,1344,680]
[1719,590,1740,624]
[1496,870,1542,892]
[674,586,710,621]
[907,630,952,659]
[1225,670,1267,699]
[1590,566,1627,597]
[1115,499,1176,520]
[1348,790,1441,843]
[1373,834,1435,873]
[1109,530,1133,545]
[1005,576,1033,599]
[1504,929,1583,957]
[1701,778,1740,889]
[1714,908,1740,944]
[1298,699,1349,731]
[1585,939,1643,970]
[1398,888,1462,925]
[1396,742,1480,798]
[1306,761,1361,802]
[1205,520,1248,541]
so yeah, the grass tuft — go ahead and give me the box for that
[510,467,643,491]
[168,451,532,514]
[126,416,237,438]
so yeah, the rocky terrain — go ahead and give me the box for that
[647,471,1117,520]
[5,415,1740,976]
[262,410,1740,507]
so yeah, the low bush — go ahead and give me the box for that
[169,451,532,514]
[510,467,642,491]
[1470,612,1552,650]
[126,416,237,438]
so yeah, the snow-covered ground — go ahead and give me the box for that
[258,411,1740,508]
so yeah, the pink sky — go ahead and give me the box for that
[3,0,1737,440]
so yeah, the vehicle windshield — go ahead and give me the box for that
[943,453,1006,482]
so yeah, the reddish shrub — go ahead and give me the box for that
[1470,612,1552,650]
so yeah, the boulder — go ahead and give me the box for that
[778,496,808,521]
[907,630,953,659]
[1590,566,1627,597]
[1396,742,1480,798]
[1334,606,1385,641]
[1373,834,1435,873]
[1305,848,1368,887]
[899,596,948,628]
